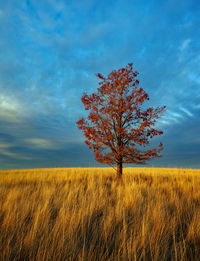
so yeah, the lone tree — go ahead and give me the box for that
[77,63,166,178]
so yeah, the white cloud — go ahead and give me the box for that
[0,148,31,160]
[178,39,191,62]
[0,94,26,123]
[160,110,185,126]
[168,111,184,119]
[0,142,13,149]
[24,138,56,149]
[0,95,20,111]
[179,106,193,117]
[180,39,191,51]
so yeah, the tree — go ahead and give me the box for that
[76,63,166,178]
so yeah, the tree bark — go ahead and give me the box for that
[117,161,123,178]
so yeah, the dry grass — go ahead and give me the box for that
[0,167,200,260]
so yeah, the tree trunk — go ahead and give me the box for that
[117,161,123,178]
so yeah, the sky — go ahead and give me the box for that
[0,0,200,169]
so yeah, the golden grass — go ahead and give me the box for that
[0,167,200,260]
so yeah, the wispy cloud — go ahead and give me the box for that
[179,106,194,117]
[180,39,191,51]
[0,94,27,123]
[0,147,31,160]
[0,142,13,149]
[24,138,56,150]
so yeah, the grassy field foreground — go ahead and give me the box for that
[0,167,200,260]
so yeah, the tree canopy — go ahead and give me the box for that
[77,63,166,177]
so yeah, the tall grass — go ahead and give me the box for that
[0,167,200,260]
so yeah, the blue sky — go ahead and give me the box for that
[0,0,200,169]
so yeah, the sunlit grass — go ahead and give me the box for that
[0,167,200,260]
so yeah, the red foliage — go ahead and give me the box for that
[76,63,166,176]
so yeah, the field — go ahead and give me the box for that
[0,167,200,260]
